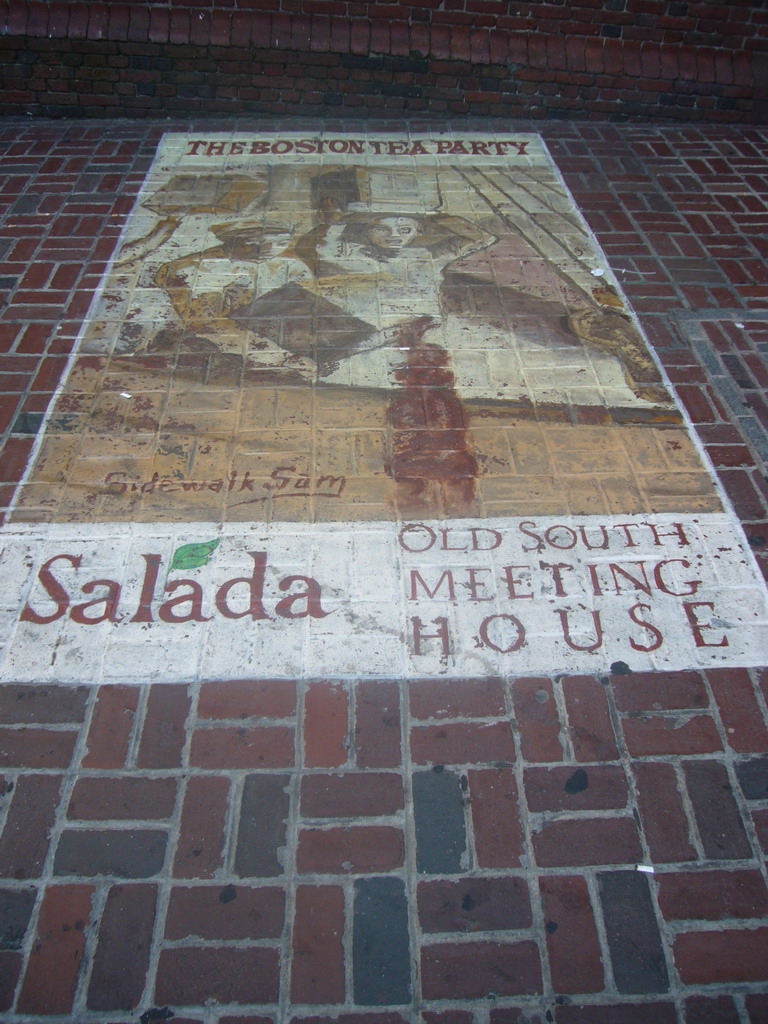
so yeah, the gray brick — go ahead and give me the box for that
[234,774,290,878]
[684,760,752,860]
[735,755,768,800]
[53,830,167,878]
[353,876,411,1006]
[599,870,670,994]
[0,888,36,951]
[413,768,467,874]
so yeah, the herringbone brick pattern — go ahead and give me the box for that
[0,120,767,1020]
[0,672,767,1021]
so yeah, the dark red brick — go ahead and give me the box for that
[168,8,190,44]
[533,817,642,867]
[82,685,140,768]
[528,32,547,69]
[430,23,451,59]
[540,875,604,994]
[221,1017,275,1024]
[657,869,768,920]
[561,675,618,761]
[511,677,564,762]
[30,354,67,393]
[26,0,50,35]
[719,468,768,520]
[675,927,768,985]
[706,443,755,467]
[419,876,531,933]
[310,13,332,51]
[197,678,296,719]
[155,947,280,1005]
[68,776,177,820]
[0,774,63,878]
[0,726,76,768]
[297,826,403,873]
[291,884,345,1004]
[468,766,524,868]
[708,668,768,753]
[147,6,170,43]
[556,1006,677,1024]
[301,772,403,817]
[423,1013,474,1024]
[152,1018,204,1024]
[86,883,157,1011]
[622,713,722,756]
[330,14,351,52]
[17,884,94,1014]
[421,940,541,999]
[411,721,515,765]
[354,679,401,768]
[409,677,505,719]
[105,2,130,41]
[676,384,720,423]
[633,761,697,863]
[135,683,190,768]
[174,775,230,879]
[524,764,628,812]
[449,24,471,62]
[684,760,752,860]
[287,1016,405,1024]
[190,725,295,768]
[5,3,29,35]
[210,9,231,46]
[288,13,309,49]
[611,670,708,711]
[166,885,284,940]
[350,18,370,54]
[304,680,349,768]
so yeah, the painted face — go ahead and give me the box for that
[366,217,419,253]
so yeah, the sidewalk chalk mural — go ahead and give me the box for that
[1,132,766,682]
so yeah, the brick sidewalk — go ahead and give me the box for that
[1,673,768,1022]
[0,119,767,1022]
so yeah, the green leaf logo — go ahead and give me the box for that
[170,539,220,571]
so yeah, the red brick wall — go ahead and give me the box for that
[1,0,767,121]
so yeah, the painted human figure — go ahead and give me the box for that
[289,212,493,512]
[150,222,314,368]
[147,212,490,373]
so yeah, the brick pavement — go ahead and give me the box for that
[0,119,767,1021]
[0,673,767,1021]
